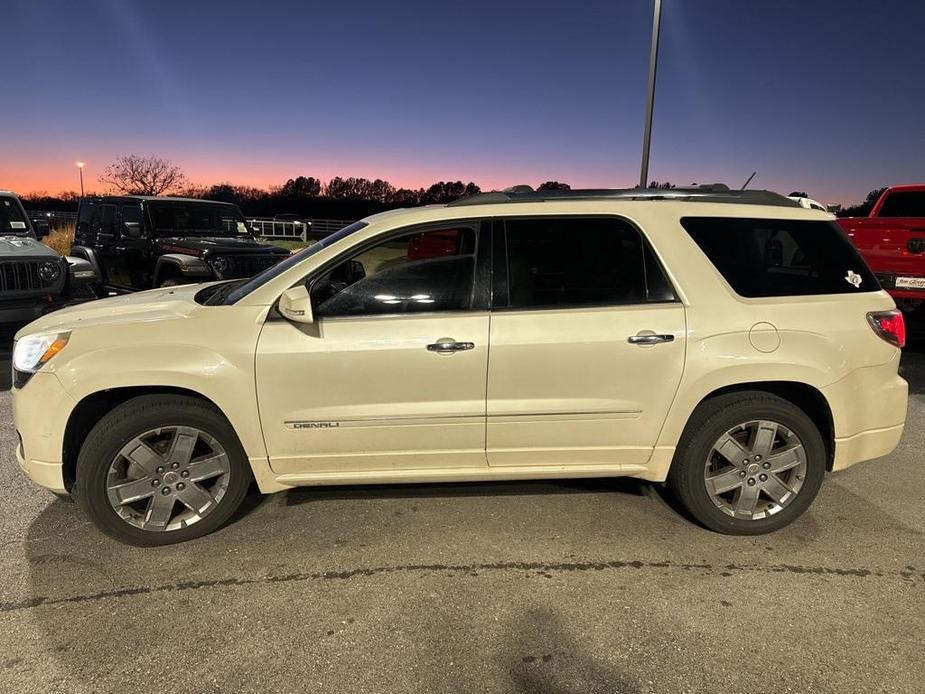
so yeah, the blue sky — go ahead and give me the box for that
[3,0,923,205]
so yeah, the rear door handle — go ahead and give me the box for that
[628,333,675,345]
[427,339,475,354]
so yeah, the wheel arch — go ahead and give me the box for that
[673,381,835,472]
[62,386,228,492]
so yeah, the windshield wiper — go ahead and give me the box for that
[204,279,247,305]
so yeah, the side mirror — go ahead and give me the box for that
[122,221,143,239]
[279,285,314,324]
[32,219,50,238]
[66,256,98,284]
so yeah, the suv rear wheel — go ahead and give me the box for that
[668,392,826,535]
[74,395,252,546]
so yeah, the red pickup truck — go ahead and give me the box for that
[839,184,925,310]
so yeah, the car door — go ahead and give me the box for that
[255,221,491,477]
[93,204,120,285]
[486,215,686,469]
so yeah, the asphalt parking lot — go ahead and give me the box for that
[0,324,923,694]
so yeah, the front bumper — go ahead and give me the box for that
[12,371,76,494]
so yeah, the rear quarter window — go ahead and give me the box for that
[681,217,879,297]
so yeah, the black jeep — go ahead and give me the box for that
[71,196,290,291]
[0,191,97,323]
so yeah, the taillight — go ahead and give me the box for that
[867,310,905,348]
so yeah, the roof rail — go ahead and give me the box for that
[447,184,798,208]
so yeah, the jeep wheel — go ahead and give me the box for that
[74,395,252,546]
[668,392,825,535]
[159,278,183,287]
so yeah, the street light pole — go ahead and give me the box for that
[639,0,662,189]
[76,162,85,197]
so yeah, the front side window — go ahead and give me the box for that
[312,226,478,318]
[501,217,674,309]
[681,217,879,297]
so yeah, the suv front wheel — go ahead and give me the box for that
[74,395,252,546]
[668,392,826,535]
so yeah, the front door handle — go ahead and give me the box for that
[427,338,475,354]
[628,333,675,345]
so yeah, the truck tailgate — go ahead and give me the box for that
[839,217,925,287]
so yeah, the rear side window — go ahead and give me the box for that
[878,191,925,217]
[681,217,878,297]
[501,217,676,309]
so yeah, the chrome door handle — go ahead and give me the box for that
[628,333,675,345]
[427,339,475,353]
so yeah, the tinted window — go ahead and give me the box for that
[682,217,878,297]
[878,191,925,217]
[503,217,672,308]
[121,205,143,224]
[99,205,116,235]
[313,226,477,317]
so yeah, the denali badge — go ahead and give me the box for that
[286,421,340,430]
[845,270,862,288]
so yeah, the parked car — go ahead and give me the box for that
[71,196,290,292]
[0,190,97,322]
[838,184,925,310]
[12,186,907,545]
[787,195,827,212]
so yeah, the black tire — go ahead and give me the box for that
[74,395,252,546]
[159,278,182,288]
[667,392,826,535]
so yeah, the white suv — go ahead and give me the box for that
[12,186,908,545]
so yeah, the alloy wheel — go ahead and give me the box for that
[105,426,231,532]
[703,419,808,521]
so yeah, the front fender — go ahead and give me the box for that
[155,254,213,284]
[51,343,267,466]
[69,245,104,283]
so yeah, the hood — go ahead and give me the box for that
[0,235,60,259]
[157,236,289,256]
[15,282,213,338]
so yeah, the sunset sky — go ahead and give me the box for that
[3,0,923,206]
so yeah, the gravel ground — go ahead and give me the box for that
[0,326,923,693]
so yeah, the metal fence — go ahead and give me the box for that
[32,210,77,222]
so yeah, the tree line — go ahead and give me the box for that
[18,154,886,219]
[21,155,576,219]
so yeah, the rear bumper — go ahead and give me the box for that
[832,423,904,472]
[823,361,907,471]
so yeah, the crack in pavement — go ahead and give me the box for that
[2,557,921,613]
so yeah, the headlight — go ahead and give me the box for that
[38,261,62,283]
[13,332,70,374]
[210,256,229,274]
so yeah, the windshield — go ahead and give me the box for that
[148,201,251,236]
[0,197,30,234]
[222,221,368,305]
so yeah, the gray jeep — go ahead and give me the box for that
[0,191,97,323]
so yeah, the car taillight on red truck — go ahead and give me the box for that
[867,310,906,348]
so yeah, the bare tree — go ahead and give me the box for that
[99,154,187,196]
